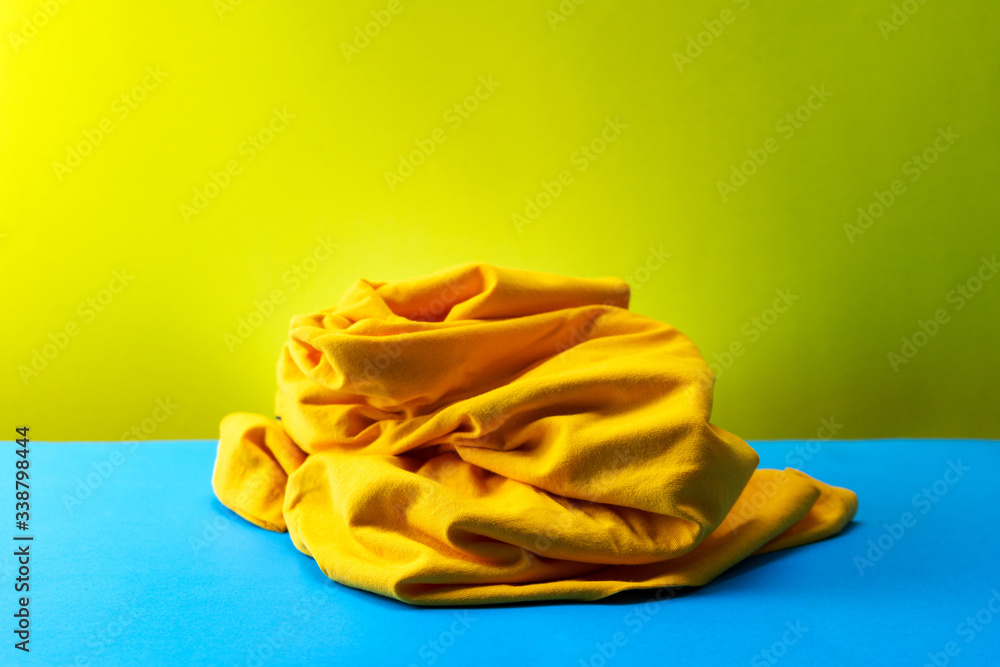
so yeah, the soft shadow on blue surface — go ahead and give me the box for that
[709,521,865,587]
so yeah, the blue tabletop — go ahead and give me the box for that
[12,439,999,666]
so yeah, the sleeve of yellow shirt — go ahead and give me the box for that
[212,262,857,605]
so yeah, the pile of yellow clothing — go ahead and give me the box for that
[213,263,857,605]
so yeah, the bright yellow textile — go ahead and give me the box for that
[212,263,857,605]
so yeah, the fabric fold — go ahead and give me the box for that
[212,262,857,605]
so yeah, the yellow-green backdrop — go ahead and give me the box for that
[3,0,998,441]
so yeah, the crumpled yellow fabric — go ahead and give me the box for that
[212,262,857,605]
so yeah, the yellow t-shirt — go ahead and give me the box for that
[212,263,857,605]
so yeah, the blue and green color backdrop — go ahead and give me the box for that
[3,0,998,440]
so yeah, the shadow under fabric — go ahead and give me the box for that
[212,263,858,605]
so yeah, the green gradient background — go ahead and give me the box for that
[3,0,998,440]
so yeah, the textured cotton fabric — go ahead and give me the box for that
[212,263,857,605]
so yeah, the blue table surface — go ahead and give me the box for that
[8,439,999,666]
